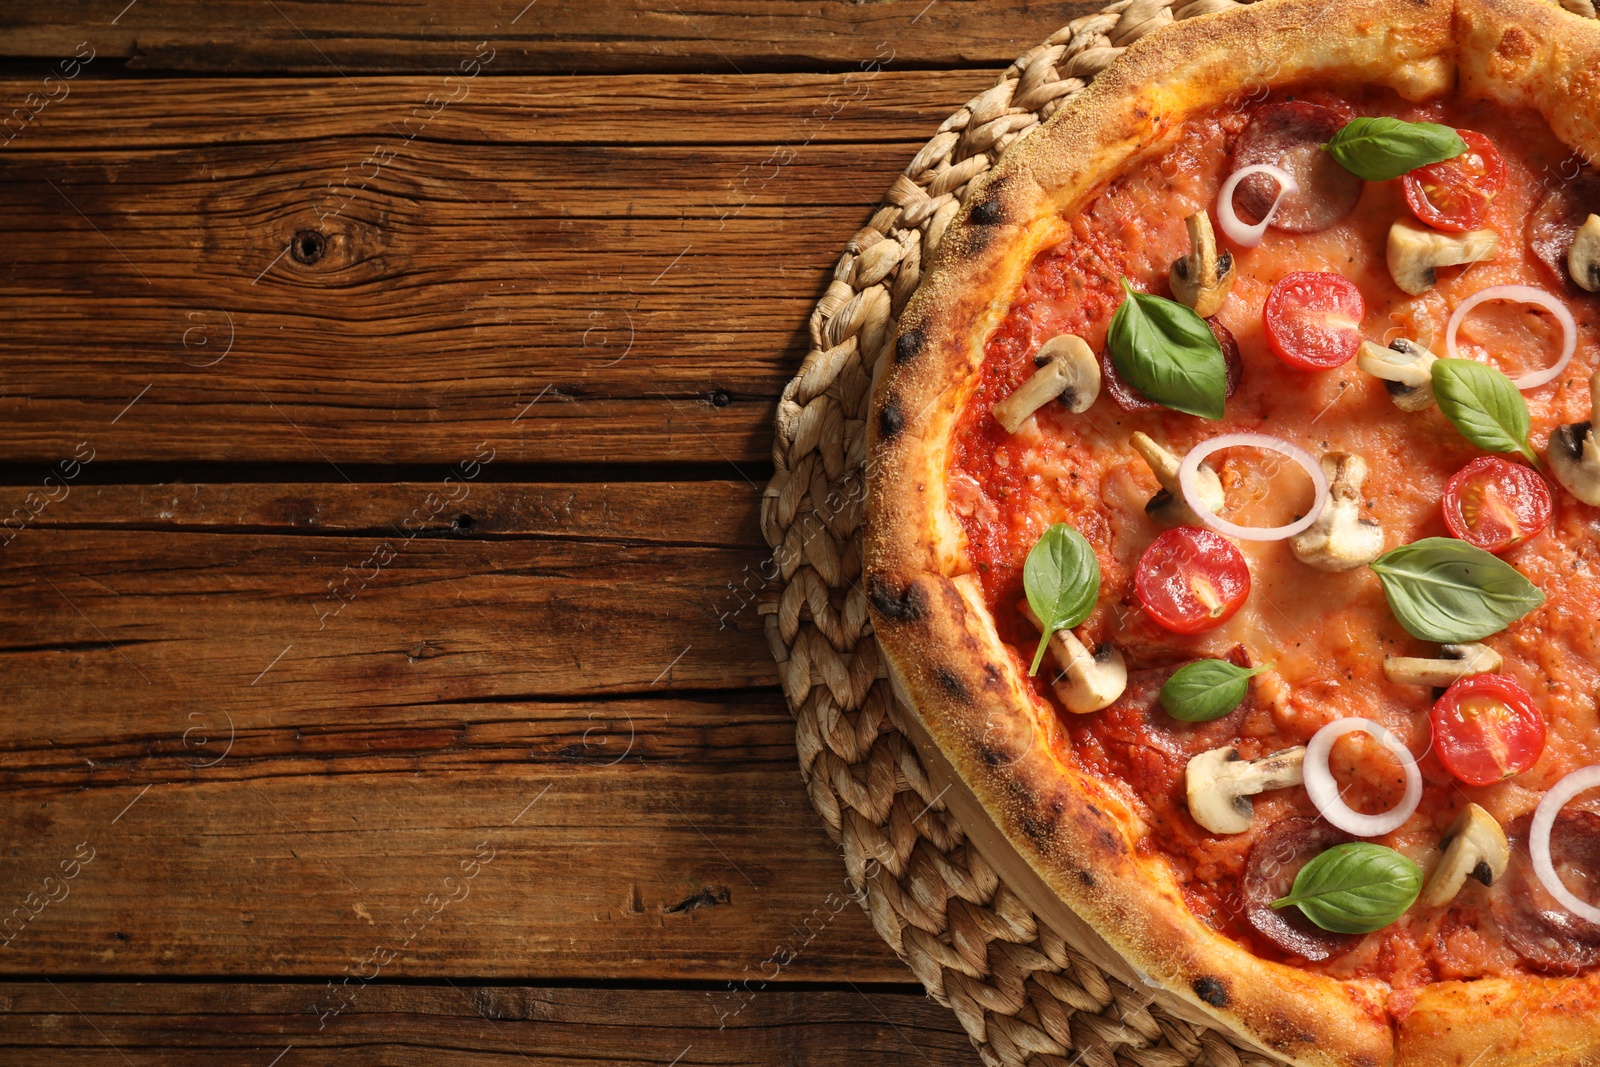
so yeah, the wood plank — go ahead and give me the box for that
[0,482,780,723]
[0,691,797,784]
[0,983,972,1065]
[0,71,997,149]
[0,693,921,980]
[0,74,986,464]
[1,1,1089,75]
[17,479,763,546]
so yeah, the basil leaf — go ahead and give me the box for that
[1160,659,1272,723]
[1323,117,1467,182]
[1023,524,1102,675]
[1431,358,1539,465]
[1270,842,1422,934]
[1369,536,1545,642]
[1108,278,1227,420]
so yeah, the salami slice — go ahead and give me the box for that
[1230,102,1363,234]
[1494,810,1600,974]
[1242,817,1360,961]
[1527,166,1600,294]
[1101,317,1243,413]
[1095,645,1254,757]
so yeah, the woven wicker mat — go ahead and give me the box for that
[759,1,1597,1066]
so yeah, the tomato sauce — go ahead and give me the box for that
[947,87,1600,991]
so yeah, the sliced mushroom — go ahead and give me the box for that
[1186,746,1306,835]
[1289,452,1383,572]
[991,334,1101,433]
[1357,338,1439,412]
[1169,212,1236,319]
[1387,219,1500,295]
[1570,214,1600,293]
[1129,431,1224,528]
[1548,371,1600,505]
[1382,642,1502,687]
[1422,803,1510,907]
[1020,602,1127,714]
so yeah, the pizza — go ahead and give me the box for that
[862,2,1600,1065]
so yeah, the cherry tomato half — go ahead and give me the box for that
[1402,130,1507,232]
[1441,456,1552,554]
[1430,673,1546,787]
[1134,526,1251,635]
[1263,271,1366,370]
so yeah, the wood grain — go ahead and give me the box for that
[0,71,996,148]
[0,72,993,465]
[0,690,920,980]
[0,982,972,1065]
[0,480,782,726]
[16,479,762,544]
[0,5,975,1047]
[0,479,897,979]
[2,1,1089,74]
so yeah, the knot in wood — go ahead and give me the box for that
[290,229,326,265]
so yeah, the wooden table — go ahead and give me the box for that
[0,2,1094,1061]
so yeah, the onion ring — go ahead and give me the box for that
[1177,433,1329,541]
[1303,718,1423,837]
[1531,765,1600,926]
[1444,284,1577,391]
[1217,163,1298,247]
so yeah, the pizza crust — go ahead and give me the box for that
[1397,973,1600,1067]
[863,2,1600,1066]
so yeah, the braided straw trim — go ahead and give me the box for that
[761,1,1596,1064]
[761,3,1285,1064]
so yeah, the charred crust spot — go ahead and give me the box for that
[894,327,926,366]
[968,198,1003,227]
[1264,1014,1318,1050]
[1019,809,1053,845]
[879,396,905,440]
[934,665,971,702]
[979,746,1004,767]
[1496,26,1533,62]
[1095,828,1124,855]
[1192,976,1230,1008]
[1077,869,1096,887]
[867,576,926,623]
[1085,804,1104,818]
